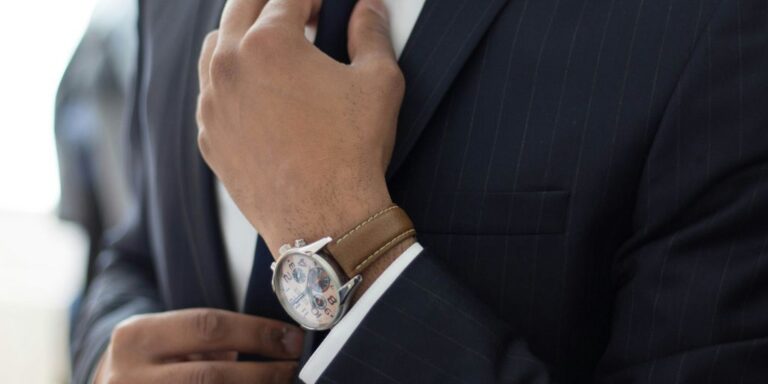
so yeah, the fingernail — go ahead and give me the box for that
[281,327,304,356]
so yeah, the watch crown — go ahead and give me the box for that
[295,239,306,247]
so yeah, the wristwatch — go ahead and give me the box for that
[271,205,415,330]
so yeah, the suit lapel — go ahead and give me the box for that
[387,0,512,178]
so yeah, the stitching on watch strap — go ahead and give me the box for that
[335,205,399,245]
[353,228,416,272]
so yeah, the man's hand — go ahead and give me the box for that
[196,0,405,258]
[93,309,304,383]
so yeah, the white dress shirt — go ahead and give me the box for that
[216,1,427,382]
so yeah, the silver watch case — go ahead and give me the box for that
[270,237,362,330]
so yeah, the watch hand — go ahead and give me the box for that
[305,284,317,310]
[290,292,306,306]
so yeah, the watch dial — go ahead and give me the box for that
[276,253,341,328]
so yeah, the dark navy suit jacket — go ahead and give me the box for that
[72,0,768,382]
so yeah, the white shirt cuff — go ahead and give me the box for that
[298,242,424,384]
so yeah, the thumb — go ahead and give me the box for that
[347,0,396,65]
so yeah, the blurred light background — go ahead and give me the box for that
[0,0,127,382]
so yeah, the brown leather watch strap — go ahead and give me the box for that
[325,205,416,277]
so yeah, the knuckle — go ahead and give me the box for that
[110,325,130,347]
[241,27,282,56]
[203,30,219,47]
[195,104,205,130]
[112,314,156,356]
[197,130,210,157]
[196,92,214,126]
[111,315,143,346]
[193,309,225,342]
[209,48,238,83]
[371,60,405,92]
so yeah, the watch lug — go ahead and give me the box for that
[338,275,363,304]
[280,237,334,256]
[270,263,276,293]
[302,236,333,254]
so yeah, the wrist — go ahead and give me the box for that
[261,177,392,256]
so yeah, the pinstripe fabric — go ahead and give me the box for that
[324,0,768,382]
[70,0,768,383]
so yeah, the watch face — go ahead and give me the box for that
[274,252,342,329]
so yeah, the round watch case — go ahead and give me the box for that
[271,238,362,330]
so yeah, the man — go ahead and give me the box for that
[71,0,768,383]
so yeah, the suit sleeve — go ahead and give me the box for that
[69,7,165,383]
[316,0,768,382]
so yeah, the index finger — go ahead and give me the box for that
[253,0,322,35]
[118,309,305,361]
[348,0,396,65]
